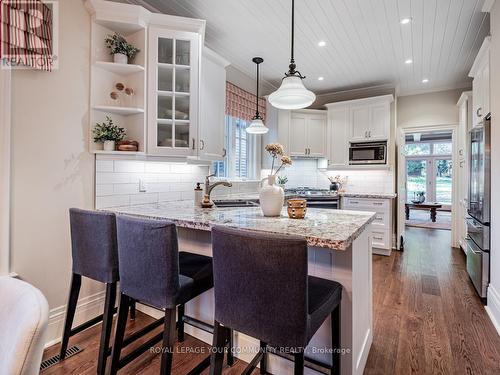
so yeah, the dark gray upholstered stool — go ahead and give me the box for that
[110,215,217,375]
[210,226,343,375]
[60,208,135,375]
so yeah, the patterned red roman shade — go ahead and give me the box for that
[226,81,266,122]
[0,0,53,71]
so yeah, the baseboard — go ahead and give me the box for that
[44,290,106,348]
[486,284,500,336]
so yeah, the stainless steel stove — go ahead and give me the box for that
[286,187,339,209]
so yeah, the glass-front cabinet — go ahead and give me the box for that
[148,28,200,156]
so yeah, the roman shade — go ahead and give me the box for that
[0,0,53,71]
[226,81,266,121]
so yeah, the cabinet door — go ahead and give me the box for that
[369,103,389,140]
[307,115,327,157]
[349,105,369,141]
[148,28,200,156]
[289,113,308,156]
[199,52,226,160]
[328,107,349,167]
[472,72,483,127]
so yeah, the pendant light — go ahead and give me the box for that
[268,0,316,110]
[246,57,269,134]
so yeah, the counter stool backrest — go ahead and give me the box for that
[211,225,309,348]
[69,208,118,283]
[116,215,180,309]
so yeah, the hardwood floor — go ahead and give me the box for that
[43,227,500,374]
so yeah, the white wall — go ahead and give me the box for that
[397,88,466,128]
[487,0,500,333]
[9,0,99,343]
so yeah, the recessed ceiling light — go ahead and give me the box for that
[400,18,412,24]
[318,76,324,81]
[422,78,429,83]
[405,59,413,64]
[318,41,326,47]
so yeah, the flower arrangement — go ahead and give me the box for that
[265,143,292,175]
[105,33,140,59]
[93,116,126,143]
[327,175,347,185]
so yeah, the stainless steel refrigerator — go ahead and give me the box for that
[466,115,491,301]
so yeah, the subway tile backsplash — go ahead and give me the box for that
[95,158,210,209]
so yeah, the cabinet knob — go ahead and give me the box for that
[477,107,482,117]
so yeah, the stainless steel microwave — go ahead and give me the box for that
[349,141,387,165]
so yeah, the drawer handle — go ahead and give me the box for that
[373,236,384,241]
[373,202,383,205]
[350,201,359,204]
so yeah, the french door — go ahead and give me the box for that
[407,157,452,209]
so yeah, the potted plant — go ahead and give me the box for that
[105,33,140,64]
[93,116,126,151]
[260,143,292,217]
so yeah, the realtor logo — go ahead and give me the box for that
[0,0,59,71]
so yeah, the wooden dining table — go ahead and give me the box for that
[405,202,443,222]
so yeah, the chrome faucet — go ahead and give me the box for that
[205,173,232,200]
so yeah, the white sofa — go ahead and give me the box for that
[0,277,49,375]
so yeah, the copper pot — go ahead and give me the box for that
[287,199,307,219]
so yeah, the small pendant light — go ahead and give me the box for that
[268,0,316,110]
[246,57,269,134]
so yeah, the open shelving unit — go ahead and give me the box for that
[88,2,148,154]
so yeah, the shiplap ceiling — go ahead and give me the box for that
[125,0,490,96]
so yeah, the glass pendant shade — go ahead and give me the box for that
[246,118,269,134]
[268,76,316,110]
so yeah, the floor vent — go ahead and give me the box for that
[40,345,83,372]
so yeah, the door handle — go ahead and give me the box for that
[192,138,196,150]
[222,148,227,157]
[369,131,371,138]
[199,139,205,150]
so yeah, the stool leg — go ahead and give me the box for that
[331,305,341,375]
[129,298,136,320]
[177,304,185,342]
[209,321,226,375]
[294,351,304,375]
[97,282,117,375]
[160,308,177,375]
[109,293,130,375]
[59,273,81,360]
[226,328,234,366]
[259,341,267,374]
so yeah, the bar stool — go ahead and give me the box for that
[210,226,343,375]
[59,208,135,375]
[110,215,218,375]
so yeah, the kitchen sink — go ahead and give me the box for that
[213,200,259,208]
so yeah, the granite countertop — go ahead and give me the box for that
[108,201,376,251]
[340,192,397,199]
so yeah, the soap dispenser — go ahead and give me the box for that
[194,183,203,207]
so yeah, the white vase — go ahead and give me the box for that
[259,175,285,217]
[114,53,128,64]
[103,140,115,151]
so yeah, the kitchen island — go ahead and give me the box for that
[110,201,376,375]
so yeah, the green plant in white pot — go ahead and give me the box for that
[93,116,126,151]
[105,33,140,64]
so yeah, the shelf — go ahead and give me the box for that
[93,105,144,115]
[94,61,144,75]
[93,150,145,155]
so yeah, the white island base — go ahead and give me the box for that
[137,227,373,375]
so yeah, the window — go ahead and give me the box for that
[405,143,431,156]
[213,115,258,179]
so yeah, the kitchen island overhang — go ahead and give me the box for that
[108,202,376,375]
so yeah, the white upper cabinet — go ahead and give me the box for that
[348,97,391,141]
[147,27,201,156]
[198,48,230,161]
[469,37,490,127]
[325,94,393,169]
[279,110,327,157]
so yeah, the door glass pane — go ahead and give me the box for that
[407,159,427,203]
[405,143,431,156]
[433,142,452,155]
[157,96,173,119]
[175,67,190,92]
[175,40,190,65]
[158,66,173,92]
[174,124,190,148]
[435,159,452,204]
[158,38,173,64]
[175,96,190,120]
[157,123,172,147]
